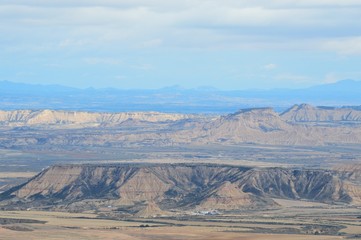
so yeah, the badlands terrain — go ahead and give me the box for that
[1,164,361,239]
[1,104,361,149]
[1,104,361,239]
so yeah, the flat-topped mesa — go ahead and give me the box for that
[228,107,276,117]
[2,106,361,147]
[206,107,286,130]
[1,163,361,216]
[0,109,200,127]
[174,106,361,145]
[192,107,297,145]
[233,107,284,127]
[281,103,361,122]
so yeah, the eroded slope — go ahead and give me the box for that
[1,164,361,217]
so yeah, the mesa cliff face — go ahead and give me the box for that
[2,104,361,127]
[281,104,361,122]
[2,105,361,148]
[182,107,361,145]
[1,164,361,216]
[190,108,299,145]
[0,109,198,127]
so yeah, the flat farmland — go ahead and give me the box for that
[0,210,348,240]
[0,201,360,240]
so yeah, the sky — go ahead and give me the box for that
[1,0,361,90]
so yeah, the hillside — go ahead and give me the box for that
[0,109,199,127]
[281,104,361,122]
[1,164,361,217]
[2,106,361,148]
[183,107,361,145]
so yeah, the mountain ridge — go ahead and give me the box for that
[1,80,361,113]
[0,109,200,127]
[281,104,361,122]
[2,105,361,147]
[1,163,361,216]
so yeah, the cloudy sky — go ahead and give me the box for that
[1,0,361,90]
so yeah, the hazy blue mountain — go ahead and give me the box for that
[0,80,360,113]
[0,80,79,95]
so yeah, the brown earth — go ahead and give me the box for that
[281,104,361,122]
[2,105,361,148]
[2,163,361,217]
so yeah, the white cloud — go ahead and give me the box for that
[114,75,127,80]
[131,63,154,71]
[323,71,361,84]
[59,39,90,48]
[1,1,361,90]
[1,1,361,54]
[3,0,361,9]
[323,73,339,84]
[264,63,277,70]
[84,57,122,65]
[274,73,311,83]
[321,37,361,55]
[136,38,163,48]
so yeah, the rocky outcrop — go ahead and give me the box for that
[334,164,361,183]
[281,104,361,122]
[0,109,199,127]
[2,104,361,128]
[182,107,361,146]
[2,105,361,148]
[191,108,298,144]
[1,164,361,216]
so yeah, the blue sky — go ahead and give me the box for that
[1,0,361,90]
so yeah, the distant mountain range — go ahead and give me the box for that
[1,80,361,113]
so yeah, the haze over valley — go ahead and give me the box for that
[1,103,361,238]
[2,0,361,239]
[2,79,361,113]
